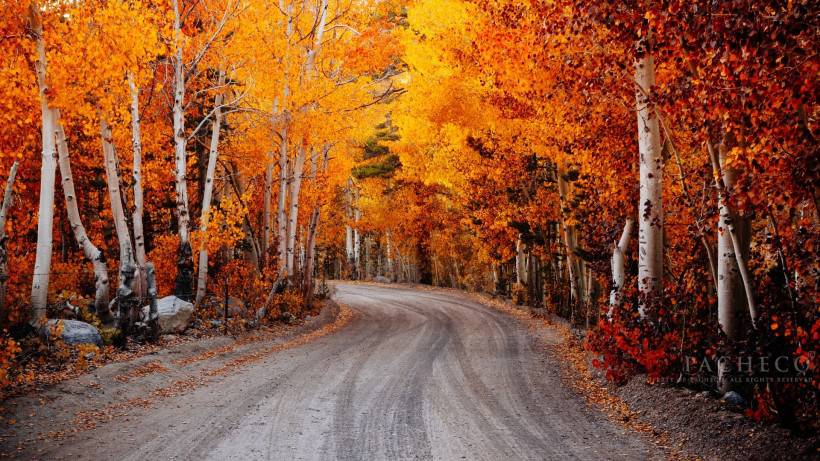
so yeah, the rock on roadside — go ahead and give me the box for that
[42,319,103,347]
[142,296,194,334]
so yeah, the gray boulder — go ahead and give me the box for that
[42,319,103,347]
[373,275,390,283]
[142,296,194,334]
[722,391,747,408]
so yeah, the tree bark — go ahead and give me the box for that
[557,166,582,304]
[609,219,634,316]
[262,98,281,268]
[302,207,320,304]
[29,2,58,326]
[100,118,139,328]
[0,161,19,313]
[54,111,111,322]
[304,0,329,76]
[172,0,194,299]
[708,139,757,327]
[635,34,664,316]
[385,230,394,281]
[101,118,135,269]
[515,236,525,285]
[263,153,274,267]
[285,145,306,277]
[301,146,329,305]
[345,225,354,271]
[353,208,362,277]
[128,72,148,299]
[276,136,290,273]
[101,117,141,329]
[195,70,226,305]
[274,0,294,277]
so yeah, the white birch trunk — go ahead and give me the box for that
[301,147,320,299]
[386,231,394,281]
[301,145,330,302]
[275,0,293,275]
[345,179,355,271]
[557,167,581,303]
[282,0,326,279]
[345,225,354,266]
[515,237,524,285]
[711,137,753,391]
[301,213,319,304]
[172,0,190,245]
[101,118,135,274]
[708,139,757,330]
[635,35,664,316]
[298,228,305,274]
[172,0,194,298]
[304,0,329,77]
[276,137,289,271]
[263,155,273,265]
[128,72,148,298]
[30,3,57,325]
[609,219,634,315]
[285,146,306,276]
[353,209,362,277]
[0,161,19,311]
[195,70,226,305]
[262,98,280,267]
[54,111,111,321]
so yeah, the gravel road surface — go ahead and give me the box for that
[4,283,660,460]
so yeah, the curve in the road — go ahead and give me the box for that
[32,283,660,461]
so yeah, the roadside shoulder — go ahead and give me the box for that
[0,299,350,457]
[454,288,819,461]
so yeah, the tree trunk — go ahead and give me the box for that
[172,0,194,299]
[353,209,362,278]
[304,0,329,76]
[262,99,280,268]
[101,118,135,267]
[557,166,581,304]
[101,117,141,329]
[274,0,293,277]
[285,145,306,277]
[195,70,226,305]
[515,236,525,285]
[609,219,634,317]
[385,231,394,281]
[263,153,274,267]
[145,262,159,327]
[302,207,320,305]
[128,72,148,299]
[0,161,19,312]
[708,139,757,327]
[100,118,138,324]
[302,146,327,305]
[635,34,664,317]
[345,225,354,271]
[54,111,111,322]
[276,134,289,273]
[708,135,754,392]
[225,162,262,270]
[29,2,58,326]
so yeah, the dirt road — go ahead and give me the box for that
[3,283,660,460]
